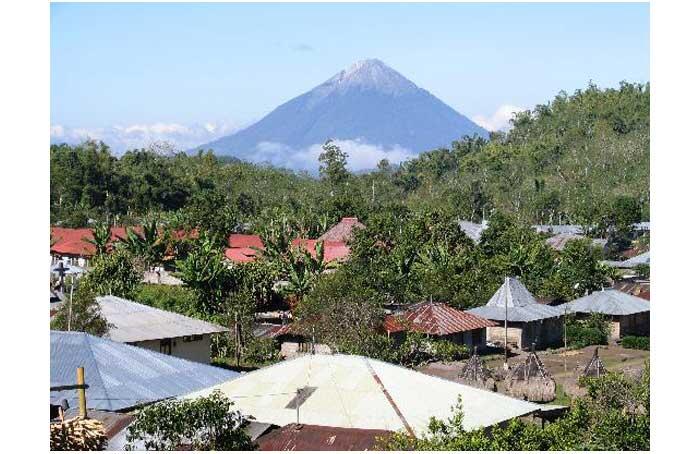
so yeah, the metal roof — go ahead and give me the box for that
[457,220,488,243]
[620,251,650,268]
[633,222,650,231]
[532,224,584,235]
[384,301,497,335]
[545,233,607,251]
[560,289,650,316]
[97,295,228,343]
[185,354,541,434]
[50,331,238,411]
[255,423,392,451]
[467,277,562,322]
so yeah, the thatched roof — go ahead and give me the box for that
[580,347,607,378]
[504,349,556,403]
[460,349,496,391]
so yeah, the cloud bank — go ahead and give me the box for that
[50,121,240,154]
[473,104,527,132]
[251,139,417,172]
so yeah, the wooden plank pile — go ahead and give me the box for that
[50,416,107,451]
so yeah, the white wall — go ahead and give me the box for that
[133,334,213,364]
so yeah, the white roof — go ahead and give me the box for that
[185,354,540,435]
[97,295,228,343]
[561,289,650,316]
[457,220,488,243]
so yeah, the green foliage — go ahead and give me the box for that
[635,263,650,279]
[124,390,253,451]
[565,313,611,349]
[80,249,142,299]
[318,140,349,186]
[242,336,280,365]
[542,238,611,300]
[86,221,111,256]
[135,284,200,317]
[621,335,650,350]
[118,221,168,269]
[50,286,110,336]
[381,363,650,451]
[395,331,471,367]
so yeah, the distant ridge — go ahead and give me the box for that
[196,59,488,166]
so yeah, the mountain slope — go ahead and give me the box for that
[197,59,488,162]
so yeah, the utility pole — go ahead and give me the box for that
[563,303,568,373]
[77,367,87,418]
[295,388,301,424]
[67,280,74,331]
[503,277,509,370]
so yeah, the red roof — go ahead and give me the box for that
[255,424,391,451]
[384,301,497,335]
[50,226,195,257]
[224,247,259,263]
[228,233,264,249]
[290,239,350,263]
[318,217,366,243]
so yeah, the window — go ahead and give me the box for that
[182,334,204,343]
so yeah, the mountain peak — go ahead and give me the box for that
[320,58,418,96]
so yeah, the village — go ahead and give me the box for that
[49,216,650,450]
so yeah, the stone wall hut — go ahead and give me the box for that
[560,289,650,341]
[467,277,564,350]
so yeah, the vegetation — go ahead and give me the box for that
[565,313,611,349]
[621,335,650,350]
[79,249,142,299]
[379,363,650,450]
[124,390,252,451]
[50,286,110,336]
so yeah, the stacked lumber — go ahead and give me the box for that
[50,416,107,451]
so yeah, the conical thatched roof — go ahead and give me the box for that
[460,349,496,391]
[580,347,607,378]
[467,277,562,322]
[504,348,556,402]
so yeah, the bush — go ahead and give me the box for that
[124,390,252,451]
[621,335,649,350]
[242,337,280,365]
[135,284,199,317]
[566,313,610,349]
[396,332,471,366]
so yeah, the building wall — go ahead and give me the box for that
[131,334,213,364]
[487,323,525,349]
[487,319,563,350]
[616,312,650,339]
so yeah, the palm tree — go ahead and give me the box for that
[120,220,166,269]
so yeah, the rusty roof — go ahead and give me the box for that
[385,301,497,335]
[318,217,366,243]
[255,423,392,451]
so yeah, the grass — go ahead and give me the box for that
[552,382,572,406]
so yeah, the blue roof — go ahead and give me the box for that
[50,331,238,411]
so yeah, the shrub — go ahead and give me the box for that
[396,331,471,366]
[621,335,649,350]
[124,390,252,451]
[135,284,199,317]
[242,337,280,365]
[566,313,610,349]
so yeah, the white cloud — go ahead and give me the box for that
[473,104,527,132]
[251,139,417,172]
[50,121,240,154]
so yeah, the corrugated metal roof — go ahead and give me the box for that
[255,423,392,451]
[467,277,562,322]
[457,220,488,243]
[532,224,584,235]
[185,354,541,434]
[620,251,650,268]
[97,295,228,343]
[384,302,497,335]
[545,233,607,251]
[560,289,650,316]
[50,331,238,411]
[633,222,650,231]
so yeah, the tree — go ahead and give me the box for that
[318,140,349,186]
[80,249,142,299]
[119,221,167,270]
[86,222,112,256]
[543,238,611,300]
[124,390,253,451]
[176,232,237,315]
[51,286,110,336]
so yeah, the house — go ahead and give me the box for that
[383,301,497,348]
[255,423,392,451]
[96,295,229,363]
[318,217,366,243]
[560,289,650,341]
[532,224,584,235]
[185,354,543,435]
[545,233,607,251]
[50,331,238,412]
[457,219,488,243]
[467,277,564,350]
[291,239,351,263]
[613,279,650,300]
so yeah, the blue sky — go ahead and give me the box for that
[51,2,649,151]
